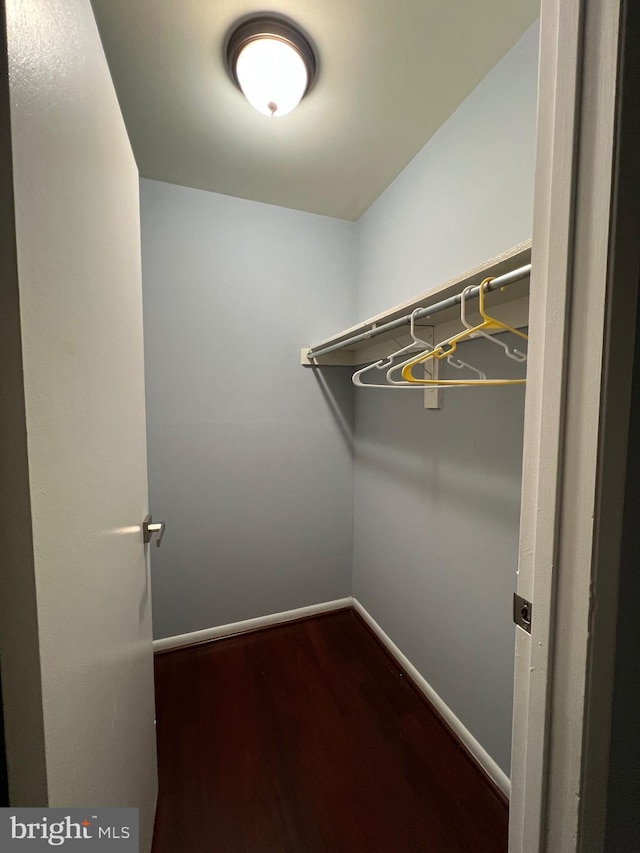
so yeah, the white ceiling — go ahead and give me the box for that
[91,0,538,221]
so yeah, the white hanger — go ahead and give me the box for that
[443,356,487,381]
[352,309,428,388]
[384,307,486,386]
[459,284,527,362]
[353,308,485,389]
[353,351,429,389]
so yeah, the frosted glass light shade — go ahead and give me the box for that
[236,38,308,117]
[226,17,317,118]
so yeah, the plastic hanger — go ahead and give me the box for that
[352,351,428,389]
[351,308,486,390]
[459,283,526,362]
[352,349,486,389]
[385,289,492,386]
[352,309,436,389]
[445,356,487,382]
[353,308,486,390]
[399,278,528,386]
[383,308,486,387]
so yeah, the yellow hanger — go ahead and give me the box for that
[400,278,528,386]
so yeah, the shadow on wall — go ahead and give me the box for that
[352,334,527,773]
[356,430,523,529]
[354,334,526,522]
[311,366,355,451]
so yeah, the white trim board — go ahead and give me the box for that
[152,598,353,652]
[154,597,510,798]
[351,600,511,798]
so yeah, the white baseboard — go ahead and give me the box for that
[154,595,509,798]
[152,597,354,653]
[352,598,511,798]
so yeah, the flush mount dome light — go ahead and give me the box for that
[226,16,317,117]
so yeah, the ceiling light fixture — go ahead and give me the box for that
[225,16,317,118]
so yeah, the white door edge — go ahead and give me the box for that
[511,0,635,849]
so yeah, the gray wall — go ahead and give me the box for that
[140,179,356,639]
[355,23,539,319]
[141,21,538,775]
[353,23,539,774]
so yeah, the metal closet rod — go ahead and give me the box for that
[307,263,532,360]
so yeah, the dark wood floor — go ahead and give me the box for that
[152,609,508,853]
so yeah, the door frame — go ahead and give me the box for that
[511,0,640,848]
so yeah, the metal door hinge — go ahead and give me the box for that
[513,593,532,634]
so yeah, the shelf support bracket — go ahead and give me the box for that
[422,328,441,410]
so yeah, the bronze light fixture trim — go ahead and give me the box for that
[225,16,318,117]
